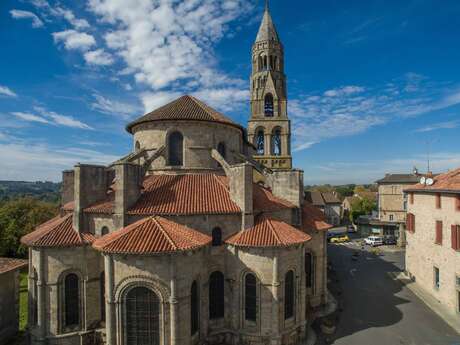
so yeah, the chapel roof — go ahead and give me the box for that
[126,95,244,134]
[20,214,95,248]
[225,215,311,248]
[92,216,211,255]
[405,168,460,193]
[375,173,421,184]
[0,257,27,275]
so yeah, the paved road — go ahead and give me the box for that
[316,241,460,345]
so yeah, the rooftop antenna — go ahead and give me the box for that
[425,138,438,174]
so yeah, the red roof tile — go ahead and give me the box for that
[21,214,95,248]
[126,95,244,134]
[93,216,211,254]
[62,201,74,212]
[301,202,332,232]
[0,258,27,275]
[128,174,241,215]
[84,195,114,214]
[405,168,460,193]
[225,215,311,248]
[253,184,295,212]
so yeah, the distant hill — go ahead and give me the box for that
[0,181,61,204]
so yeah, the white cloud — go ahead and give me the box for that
[84,49,114,66]
[52,30,96,51]
[10,9,44,28]
[290,77,460,152]
[0,85,18,97]
[0,142,119,181]
[192,88,249,112]
[11,112,50,124]
[31,1,89,29]
[140,91,182,113]
[34,107,93,130]
[91,94,141,119]
[86,0,253,109]
[415,120,459,133]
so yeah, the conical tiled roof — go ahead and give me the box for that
[226,215,311,248]
[93,216,211,255]
[21,214,95,248]
[126,95,243,133]
[256,7,280,43]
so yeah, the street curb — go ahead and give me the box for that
[389,271,460,335]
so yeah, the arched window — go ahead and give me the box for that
[125,287,160,345]
[101,226,109,236]
[258,56,263,71]
[263,56,267,70]
[244,274,257,322]
[274,56,278,71]
[256,130,265,155]
[64,273,80,327]
[217,142,226,159]
[100,272,105,322]
[264,94,274,117]
[272,129,282,156]
[212,227,222,246]
[135,141,141,152]
[269,56,274,70]
[168,131,184,166]
[284,271,295,320]
[305,253,314,289]
[209,271,224,319]
[191,281,199,335]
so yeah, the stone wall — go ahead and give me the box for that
[0,270,21,345]
[132,121,244,171]
[406,192,460,320]
[378,183,411,222]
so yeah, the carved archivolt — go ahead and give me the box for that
[114,275,170,303]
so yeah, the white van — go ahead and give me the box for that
[364,236,384,247]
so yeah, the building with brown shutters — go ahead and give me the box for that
[404,168,460,324]
[20,5,331,345]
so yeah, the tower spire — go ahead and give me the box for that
[265,0,269,11]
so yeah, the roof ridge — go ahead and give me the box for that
[264,216,283,245]
[152,216,178,250]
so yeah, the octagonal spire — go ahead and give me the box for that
[255,2,280,43]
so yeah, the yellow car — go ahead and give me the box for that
[330,235,350,243]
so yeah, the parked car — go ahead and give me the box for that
[331,234,350,243]
[364,236,384,247]
[384,236,397,245]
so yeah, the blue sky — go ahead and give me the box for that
[1,0,460,184]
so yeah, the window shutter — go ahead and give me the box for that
[410,193,414,205]
[456,195,460,211]
[412,214,416,233]
[406,216,411,231]
[452,225,458,251]
[436,194,441,209]
[435,221,443,245]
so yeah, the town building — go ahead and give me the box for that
[361,171,421,243]
[20,5,331,345]
[405,168,460,324]
[305,191,342,226]
[0,257,27,345]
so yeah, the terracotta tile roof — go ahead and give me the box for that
[301,202,332,233]
[62,201,74,212]
[128,174,241,215]
[21,214,95,248]
[84,194,114,214]
[405,168,460,193]
[93,216,211,254]
[225,215,311,248]
[0,258,27,275]
[126,95,244,134]
[253,184,296,212]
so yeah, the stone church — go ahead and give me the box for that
[21,4,331,345]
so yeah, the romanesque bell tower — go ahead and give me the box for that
[248,1,292,170]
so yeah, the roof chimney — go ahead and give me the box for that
[229,163,254,230]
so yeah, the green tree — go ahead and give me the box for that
[0,198,58,258]
[349,195,377,223]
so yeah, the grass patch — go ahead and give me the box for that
[19,270,28,331]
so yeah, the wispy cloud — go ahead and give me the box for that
[290,75,460,152]
[91,94,141,119]
[11,108,92,130]
[31,0,89,29]
[0,85,18,98]
[10,9,44,28]
[415,120,459,133]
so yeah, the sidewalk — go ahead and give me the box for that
[389,271,460,335]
